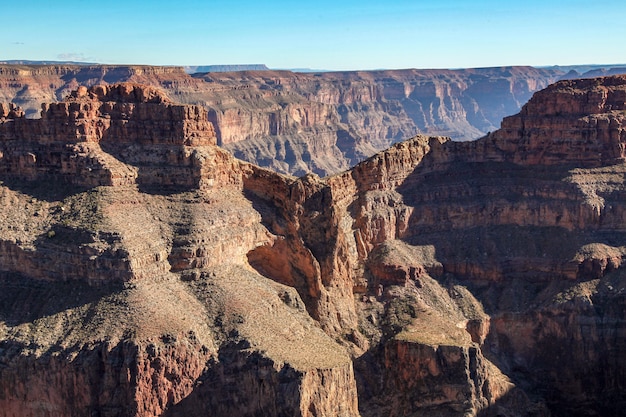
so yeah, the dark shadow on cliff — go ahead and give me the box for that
[353,341,549,417]
[161,341,303,417]
[476,386,550,417]
[473,269,626,417]
[373,142,626,416]
[352,345,387,417]
[393,143,626,293]
[134,182,198,196]
[242,187,323,321]
[0,175,91,201]
[0,336,148,415]
[475,379,626,417]
[0,272,124,327]
[242,188,287,232]
[98,140,199,196]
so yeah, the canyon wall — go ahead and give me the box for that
[339,75,626,416]
[0,84,360,417]
[2,76,626,416]
[240,75,626,415]
[0,64,565,175]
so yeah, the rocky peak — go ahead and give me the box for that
[68,83,172,104]
[479,75,626,167]
[33,83,214,147]
[0,103,24,119]
[521,75,626,116]
[0,83,218,188]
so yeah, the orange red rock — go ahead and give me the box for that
[1,76,626,416]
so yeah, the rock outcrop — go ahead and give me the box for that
[0,83,217,189]
[2,76,626,417]
[491,76,626,166]
[0,84,359,417]
[338,76,626,416]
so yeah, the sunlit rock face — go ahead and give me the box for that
[2,76,626,416]
[0,64,563,175]
[0,84,359,417]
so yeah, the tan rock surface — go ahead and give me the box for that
[0,84,359,417]
[3,77,626,416]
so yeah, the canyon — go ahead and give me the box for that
[0,73,626,417]
[4,63,624,176]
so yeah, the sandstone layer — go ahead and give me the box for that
[340,75,626,416]
[2,76,626,416]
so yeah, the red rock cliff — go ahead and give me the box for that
[489,75,626,166]
[3,77,626,417]
[0,64,563,175]
[0,84,360,417]
[339,76,626,416]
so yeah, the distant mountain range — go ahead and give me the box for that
[541,63,626,73]
[0,61,271,74]
[3,60,626,76]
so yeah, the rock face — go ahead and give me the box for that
[491,76,626,166]
[0,83,216,189]
[0,64,566,175]
[0,84,359,417]
[2,76,626,417]
[341,76,626,416]
[179,67,565,175]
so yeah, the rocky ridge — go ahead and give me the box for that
[1,76,626,416]
[0,64,568,175]
[4,64,626,176]
[0,83,358,416]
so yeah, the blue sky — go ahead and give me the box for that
[2,0,625,70]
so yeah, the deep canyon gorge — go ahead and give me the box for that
[0,66,626,416]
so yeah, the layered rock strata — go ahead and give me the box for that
[192,67,561,175]
[338,76,626,416]
[2,76,626,417]
[0,84,359,417]
[0,64,566,175]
